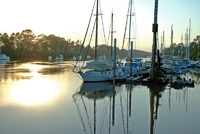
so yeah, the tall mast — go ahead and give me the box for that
[128,0,133,58]
[0,35,1,54]
[198,41,199,60]
[111,12,113,57]
[163,31,165,55]
[188,18,191,59]
[95,0,99,60]
[151,0,158,80]
[171,25,174,57]
[181,34,183,59]
[161,36,162,55]
[185,29,188,59]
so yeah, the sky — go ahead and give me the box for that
[0,0,199,52]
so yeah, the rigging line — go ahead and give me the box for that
[81,96,93,134]
[100,98,110,134]
[75,0,96,67]
[132,0,139,51]
[74,97,88,134]
[74,71,83,80]
[106,21,111,46]
[130,88,135,132]
[120,0,131,62]
[134,20,140,51]
[99,0,107,44]
[82,21,96,68]
[120,92,126,134]
[131,16,136,58]
[109,97,112,134]
[106,11,114,48]
[106,12,112,46]
[127,88,129,134]
[72,84,83,100]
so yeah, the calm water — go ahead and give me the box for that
[0,61,200,134]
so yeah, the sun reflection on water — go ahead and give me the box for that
[8,63,60,106]
[10,77,59,106]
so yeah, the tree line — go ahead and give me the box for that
[1,29,85,60]
[164,35,200,60]
[0,29,151,61]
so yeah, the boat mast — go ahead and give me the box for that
[198,41,199,60]
[181,34,183,59]
[171,25,174,58]
[161,36,162,55]
[0,35,1,54]
[57,39,60,56]
[111,12,113,57]
[185,29,188,59]
[95,0,99,60]
[163,31,165,56]
[128,0,133,58]
[188,18,191,59]
[151,0,158,80]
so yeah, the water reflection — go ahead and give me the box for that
[0,61,200,134]
[189,68,200,84]
[0,59,10,64]
[0,61,73,107]
[73,82,115,134]
[9,77,59,106]
[73,77,198,134]
[147,84,165,134]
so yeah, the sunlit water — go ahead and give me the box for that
[0,61,200,134]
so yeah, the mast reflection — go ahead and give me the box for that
[148,84,165,134]
[73,82,115,134]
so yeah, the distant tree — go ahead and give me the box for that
[1,33,10,47]
[21,29,35,51]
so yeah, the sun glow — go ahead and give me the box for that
[10,77,59,106]
[8,63,60,106]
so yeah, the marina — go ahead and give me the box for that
[0,0,200,133]
[0,60,200,134]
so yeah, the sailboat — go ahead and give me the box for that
[0,36,10,61]
[48,49,52,61]
[73,56,76,61]
[0,53,10,61]
[74,0,129,82]
[119,0,149,77]
[55,40,63,61]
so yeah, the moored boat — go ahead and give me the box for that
[74,0,129,82]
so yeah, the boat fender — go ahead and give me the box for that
[142,68,147,71]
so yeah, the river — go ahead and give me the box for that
[0,60,200,134]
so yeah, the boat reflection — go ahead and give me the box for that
[73,72,196,134]
[73,82,138,134]
[73,82,115,134]
[0,59,10,64]
[78,82,114,97]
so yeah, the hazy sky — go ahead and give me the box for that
[0,0,199,52]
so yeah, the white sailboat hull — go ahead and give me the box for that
[48,56,52,61]
[56,55,63,61]
[80,68,129,82]
[80,72,109,82]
